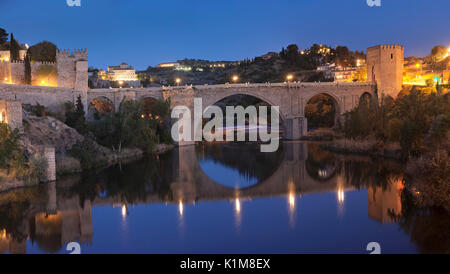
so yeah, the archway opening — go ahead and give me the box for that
[359,92,374,108]
[204,94,285,141]
[140,97,157,119]
[88,97,115,121]
[305,93,337,132]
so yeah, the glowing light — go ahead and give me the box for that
[121,205,127,218]
[178,200,184,216]
[232,75,239,82]
[337,189,345,203]
[286,74,294,81]
[175,78,181,85]
[235,198,241,213]
[288,192,295,210]
[0,229,6,239]
[4,57,9,62]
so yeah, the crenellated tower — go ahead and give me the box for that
[366,44,404,100]
[56,49,88,112]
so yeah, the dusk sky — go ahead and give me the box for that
[1,0,449,70]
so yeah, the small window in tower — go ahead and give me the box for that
[391,53,393,59]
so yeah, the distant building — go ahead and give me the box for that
[261,52,279,60]
[0,49,28,62]
[316,62,361,82]
[107,63,137,81]
[156,62,180,69]
[334,68,357,82]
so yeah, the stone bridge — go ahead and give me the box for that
[88,82,376,139]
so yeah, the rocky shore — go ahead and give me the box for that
[0,114,174,193]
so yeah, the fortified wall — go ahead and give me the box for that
[0,49,88,90]
[0,99,22,130]
[0,49,89,113]
[0,83,83,113]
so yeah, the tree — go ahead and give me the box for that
[28,41,57,62]
[9,33,20,61]
[284,44,300,67]
[431,45,447,60]
[65,96,88,134]
[24,54,31,85]
[0,28,8,45]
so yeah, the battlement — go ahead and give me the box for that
[11,60,56,65]
[368,44,404,51]
[57,48,88,59]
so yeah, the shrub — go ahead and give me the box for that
[69,138,107,171]
[25,156,49,185]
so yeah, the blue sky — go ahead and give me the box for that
[1,0,449,70]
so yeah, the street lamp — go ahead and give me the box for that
[175,78,181,86]
[232,75,239,83]
[286,74,294,82]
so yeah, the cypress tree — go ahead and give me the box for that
[24,54,31,85]
[9,33,20,61]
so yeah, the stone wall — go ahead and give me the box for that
[44,147,56,182]
[0,99,22,130]
[0,61,11,83]
[0,83,82,113]
[9,61,57,85]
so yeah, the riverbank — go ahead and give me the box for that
[321,138,403,160]
[56,143,174,176]
[0,112,175,193]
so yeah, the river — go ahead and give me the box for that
[0,142,448,254]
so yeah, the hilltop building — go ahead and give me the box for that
[96,63,140,87]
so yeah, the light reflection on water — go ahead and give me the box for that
[0,142,448,254]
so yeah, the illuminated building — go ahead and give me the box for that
[107,63,138,81]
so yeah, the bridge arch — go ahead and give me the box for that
[202,91,287,121]
[304,92,341,131]
[88,96,115,120]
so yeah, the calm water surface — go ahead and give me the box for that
[0,142,448,254]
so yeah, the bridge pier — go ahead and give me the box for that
[284,117,307,140]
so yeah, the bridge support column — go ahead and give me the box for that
[285,117,307,140]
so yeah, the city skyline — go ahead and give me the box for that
[0,0,449,70]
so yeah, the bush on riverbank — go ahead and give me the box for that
[342,87,449,158]
[63,98,172,171]
[406,149,450,212]
[0,123,48,186]
[338,86,449,212]
[88,99,171,154]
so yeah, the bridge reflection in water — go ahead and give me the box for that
[0,142,408,253]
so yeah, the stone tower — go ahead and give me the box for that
[366,44,404,99]
[56,49,88,111]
